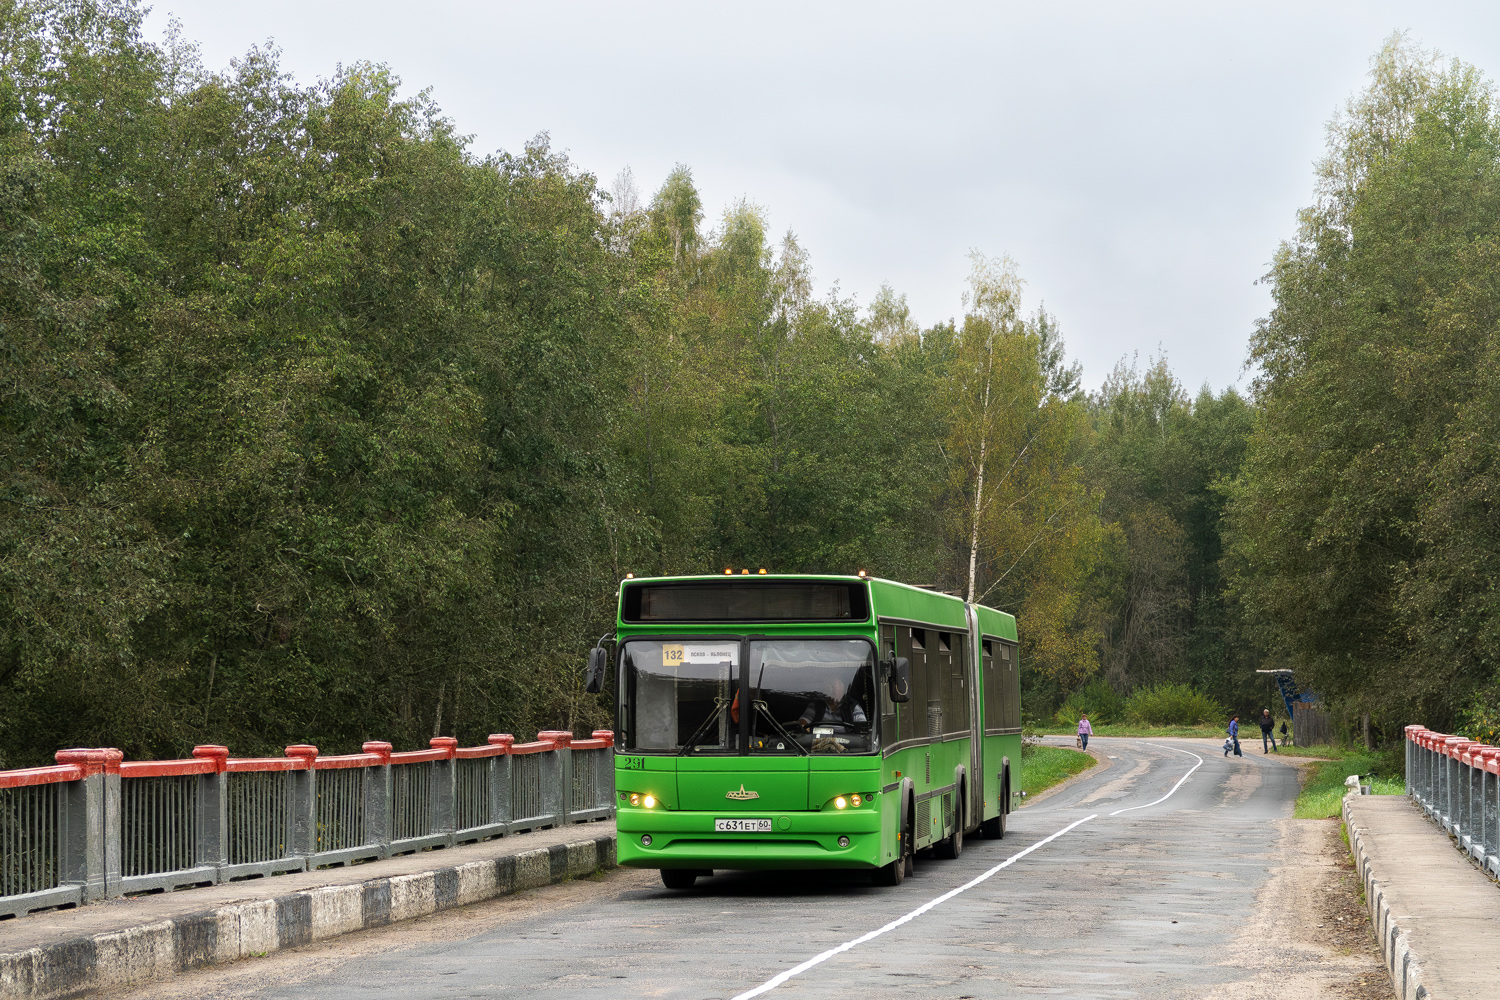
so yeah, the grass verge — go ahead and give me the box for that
[1018,745,1096,799]
[1293,751,1405,818]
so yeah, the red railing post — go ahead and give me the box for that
[487,735,515,831]
[591,730,615,749]
[361,742,393,855]
[536,732,573,824]
[430,737,458,841]
[285,746,319,858]
[192,746,231,873]
[53,748,123,901]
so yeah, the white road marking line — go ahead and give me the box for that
[728,814,1098,1000]
[1109,742,1204,817]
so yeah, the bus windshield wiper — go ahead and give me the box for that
[678,697,729,755]
[753,699,808,755]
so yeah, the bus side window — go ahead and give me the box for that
[881,624,899,748]
[1002,642,1020,729]
[948,632,972,734]
[982,640,1001,733]
[898,627,928,742]
[896,627,913,742]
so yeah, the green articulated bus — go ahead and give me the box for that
[584,573,1022,889]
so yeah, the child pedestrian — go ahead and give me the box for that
[1077,713,1093,751]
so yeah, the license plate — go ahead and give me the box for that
[715,817,772,832]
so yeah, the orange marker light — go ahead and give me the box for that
[724,568,733,575]
[758,568,767,574]
[625,572,633,579]
[741,568,750,575]
[858,569,867,578]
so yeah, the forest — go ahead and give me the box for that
[1,4,1496,765]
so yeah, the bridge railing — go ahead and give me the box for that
[1405,725,1500,876]
[0,730,614,919]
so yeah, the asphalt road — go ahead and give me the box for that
[103,737,1356,1000]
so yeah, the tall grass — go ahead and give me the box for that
[1053,678,1125,725]
[1293,749,1406,818]
[1124,682,1226,726]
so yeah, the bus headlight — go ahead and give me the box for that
[643,794,657,809]
[834,796,848,810]
[629,793,640,806]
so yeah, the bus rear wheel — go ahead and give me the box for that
[981,777,1008,839]
[935,800,963,859]
[661,869,704,889]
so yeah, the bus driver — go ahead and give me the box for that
[797,675,868,730]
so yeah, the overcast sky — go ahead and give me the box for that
[142,1,1500,394]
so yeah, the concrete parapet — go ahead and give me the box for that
[1343,793,1500,1000]
[0,827,617,1000]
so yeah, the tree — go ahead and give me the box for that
[943,252,1101,689]
[1229,34,1500,735]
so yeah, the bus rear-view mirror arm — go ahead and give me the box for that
[584,642,610,694]
[885,656,911,703]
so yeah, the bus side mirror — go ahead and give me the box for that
[886,656,911,703]
[584,647,609,694]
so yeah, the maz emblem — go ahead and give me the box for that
[725,784,760,801]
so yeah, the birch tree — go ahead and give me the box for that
[944,253,1101,685]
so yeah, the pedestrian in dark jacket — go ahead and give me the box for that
[1259,709,1275,754]
[1225,716,1242,757]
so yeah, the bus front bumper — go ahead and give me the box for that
[615,806,887,870]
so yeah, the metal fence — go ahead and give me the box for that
[1404,725,1500,878]
[0,731,614,919]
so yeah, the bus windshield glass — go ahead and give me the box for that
[621,638,877,755]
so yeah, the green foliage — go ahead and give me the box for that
[1457,687,1500,745]
[1061,350,1257,718]
[1053,677,1124,726]
[1123,682,1227,726]
[1228,33,1500,737]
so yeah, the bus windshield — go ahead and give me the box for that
[621,638,878,755]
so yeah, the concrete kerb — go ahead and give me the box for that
[0,832,617,1000]
[1342,794,1429,1000]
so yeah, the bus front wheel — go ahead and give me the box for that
[872,820,911,886]
[661,869,703,889]
[871,851,904,886]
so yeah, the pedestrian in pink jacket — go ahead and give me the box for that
[1077,713,1093,751]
